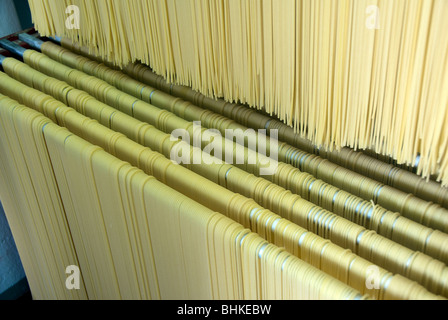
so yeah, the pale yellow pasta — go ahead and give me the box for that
[28,0,448,186]
[2,1,448,299]
[0,93,371,300]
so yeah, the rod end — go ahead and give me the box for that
[0,40,26,58]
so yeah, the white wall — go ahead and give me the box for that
[0,0,22,38]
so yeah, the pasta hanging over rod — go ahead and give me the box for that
[0,93,372,300]
[28,0,448,186]
[0,42,447,298]
[1,0,447,301]
[0,71,444,299]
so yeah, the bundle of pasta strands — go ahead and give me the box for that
[35,40,448,260]
[42,38,448,237]
[0,94,369,300]
[28,0,448,186]
[0,95,87,300]
[9,46,448,275]
[39,35,448,215]
[0,73,391,299]
[0,66,445,299]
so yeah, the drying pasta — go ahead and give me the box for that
[0,94,373,300]
[9,44,448,253]
[0,64,447,298]
[28,0,448,187]
[2,4,448,298]
[38,40,448,234]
